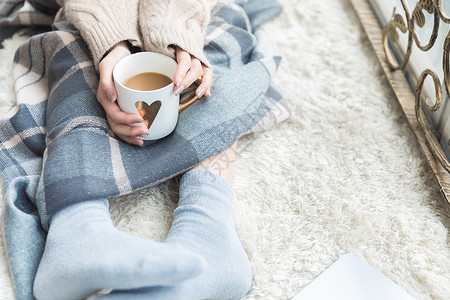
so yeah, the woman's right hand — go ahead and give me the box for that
[97,41,148,146]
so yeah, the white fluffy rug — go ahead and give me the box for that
[1,0,450,299]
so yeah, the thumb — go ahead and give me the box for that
[98,56,125,102]
[98,71,117,103]
[98,42,131,102]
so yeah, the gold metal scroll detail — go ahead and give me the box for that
[383,0,450,173]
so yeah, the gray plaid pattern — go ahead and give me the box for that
[0,0,58,45]
[0,0,289,299]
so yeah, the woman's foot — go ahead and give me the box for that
[33,199,205,300]
[88,169,252,300]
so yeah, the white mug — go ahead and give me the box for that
[113,52,199,141]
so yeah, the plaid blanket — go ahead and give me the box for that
[0,0,290,299]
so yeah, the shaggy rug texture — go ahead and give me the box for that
[1,0,450,299]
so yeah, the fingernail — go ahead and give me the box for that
[107,90,115,102]
[197,88,206,98]
[176,77,183,87]
[175,85,184,96]
[136,140,144,146]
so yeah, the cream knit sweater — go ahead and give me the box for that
[57,0,216,69]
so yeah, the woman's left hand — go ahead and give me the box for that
[173,46,213,98]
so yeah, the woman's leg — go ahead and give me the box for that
[33,197,206,300]
[89,143,253,300]
[29,30,204,300]
[192,142,237,184]
[161,142,253,299]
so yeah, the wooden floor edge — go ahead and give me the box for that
[349,0,450,205]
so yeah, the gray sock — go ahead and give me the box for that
[89,170,252,300]
[33,198,205,300]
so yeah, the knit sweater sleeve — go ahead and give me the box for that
[59,0,142,69]
[139,0,212,68]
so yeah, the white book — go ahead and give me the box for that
[292,253,415,300]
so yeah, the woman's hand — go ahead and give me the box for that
[97,41,148,146]
[173,46,213,98]
[97,44,212,147]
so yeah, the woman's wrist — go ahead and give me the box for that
[101,41,132,62]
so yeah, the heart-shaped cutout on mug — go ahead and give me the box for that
[136,100,162,129]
